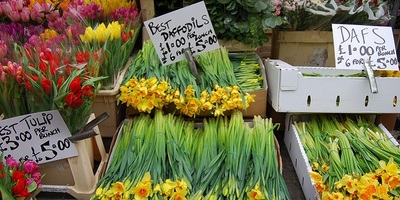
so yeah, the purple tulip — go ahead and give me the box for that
[23,160,40,174]
[32,171,42,186]
[5,156,20,168]
[25,177,34,186]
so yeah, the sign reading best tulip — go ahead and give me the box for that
[144,1,219,65]
[0,110,78,164]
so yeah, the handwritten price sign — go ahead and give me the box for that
[332,24,398,70]
[0,110,78,164]
[144,1,219,65]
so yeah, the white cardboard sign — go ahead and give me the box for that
[0,110,78,164]
[144,1,219,65]
[332,24,398,70]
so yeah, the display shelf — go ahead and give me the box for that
[265,59,400,113]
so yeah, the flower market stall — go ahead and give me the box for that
[1,0,400,199]
[0,0,141,198]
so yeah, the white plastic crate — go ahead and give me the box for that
[284,114,399,200]
[265,59,400,113]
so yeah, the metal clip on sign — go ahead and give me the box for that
[183,48,202,85]
[363,58,378,94]
[68,112,110,142]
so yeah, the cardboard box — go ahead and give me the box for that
[271,30,336,67]
[139,0,155,21]
[376,114,400,132]
[126,53,268,118]
[284,114,399,200]
[93,65,128,137]
[35,114,108,200]
[218,39,257,52]
[270,30,400,67]
[265,59,400,113]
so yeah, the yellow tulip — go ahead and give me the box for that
[96,23,109,43]
[108,21,122,41]
[80,26,95,43]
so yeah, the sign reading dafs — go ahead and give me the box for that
[144,1,220,65]
[0,110,78,164]
[332,24,399,70]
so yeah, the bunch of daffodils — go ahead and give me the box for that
[294,114,400,199]
[119,41,259,117]
[91,110,290,200]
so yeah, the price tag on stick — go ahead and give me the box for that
[0,110,78,164]
[144,1,220,66]
[332,24,399,70]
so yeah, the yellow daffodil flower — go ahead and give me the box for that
[247,184,264,200]
[132,172,153,200]
[335,174,352,189]
[171,191,187,200]
[162,179,178,197]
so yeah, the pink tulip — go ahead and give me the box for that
[1,2,12,15]
[9,0,23,11]
[0,40,8,60]
[7,61,18,76]
[30,3,45,23]
[20,7,30,22]
[8,10,21,22]
[0,71,5,82]
[0,2,4,15]
[46,8,60,22]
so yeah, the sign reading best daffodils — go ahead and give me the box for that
[332,24,399,70]
[144,1,219,65]
[0,110,78,164]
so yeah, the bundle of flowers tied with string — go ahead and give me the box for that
[295,114,400,199]
[119,40,264,117]
[91,109,290,199]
